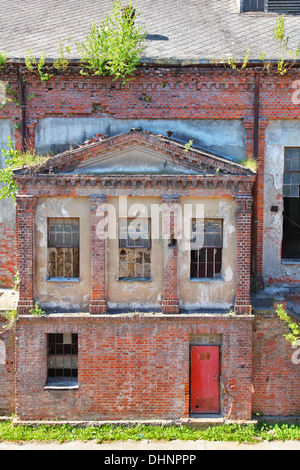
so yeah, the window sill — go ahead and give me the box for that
[281,259,300,265]
[46,277,80,283]
[118,278,152,282]
[44,380,79,390]
[190,277,223,282]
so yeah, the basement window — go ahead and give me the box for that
[282,148,300,262]
[190,219,223,279]
[47,218,79,280]
[119,218,151,280]
[46,333,78,388]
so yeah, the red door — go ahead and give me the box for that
[190,345,220,414]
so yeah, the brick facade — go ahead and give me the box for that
[10,313,299,421]
[0,64,299,421]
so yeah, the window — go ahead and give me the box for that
[242,0,300,13]
[47,218,79,279]
[47,333,78,386]
[190,219,223,279]
[243,0,264,11]
[119,218,151,280]
[282,148,300,261]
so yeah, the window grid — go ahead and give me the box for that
[190,219,223,280]
[119,218,151,280]
[283,148,300,198]
[47,333,78,381]
[47,218,79,279]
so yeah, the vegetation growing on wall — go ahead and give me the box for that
[276,304,300,346]
[0,139,48,202]
[76,0,147,83]
[228,14,300,75]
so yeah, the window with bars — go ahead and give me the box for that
[119,218,151,280]
[190,219,223,279]
[47,218,79,279]
[47,333,78,385]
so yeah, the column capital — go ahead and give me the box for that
[15,195,35,211]
[236,195,253,213]
[89,194,107,212]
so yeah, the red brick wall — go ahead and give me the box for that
[0,224,17,288]
[0,316,15,415]
[15,315,254,421]
[252,313,300,416]
[0,311,297,420]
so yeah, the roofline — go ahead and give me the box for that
[4,57,300,69]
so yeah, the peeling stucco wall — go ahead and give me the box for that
[35,197,91,311]
[34,195,237,312]
[264,120,300,282]
[178,197,237,310]
[107,197,164,310]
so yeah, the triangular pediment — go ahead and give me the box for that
[73,143,202,175]
[17,129,254,177]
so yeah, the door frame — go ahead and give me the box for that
[189,343,221,415]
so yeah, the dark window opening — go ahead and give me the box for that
[282,198,300,260]
[47,333,78,385]
[282,148,300,261]
[243,0,264,11]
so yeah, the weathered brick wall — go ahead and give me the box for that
[1,65,300,287]
[0,311,297,420]
[0,316,15,415]
[0,224,16,287]
[252,313,300,417]
[15,315,254,421]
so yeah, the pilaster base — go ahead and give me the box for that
[17,300,34,315]
[162,299,180,315]
[234,300,252,315]
[89,300,107,315]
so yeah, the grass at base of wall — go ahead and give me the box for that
[0,421,299,444]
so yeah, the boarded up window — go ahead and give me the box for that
[190,219,223,279]
[119,218,151,280]
[47,218,79,279]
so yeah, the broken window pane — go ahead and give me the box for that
[47,333,78,383]
[119,218,151,279]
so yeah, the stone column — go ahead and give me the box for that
[16,195,35,315]
[161,195,180,314]
[235,195,253,315]
[89,195,108,314]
